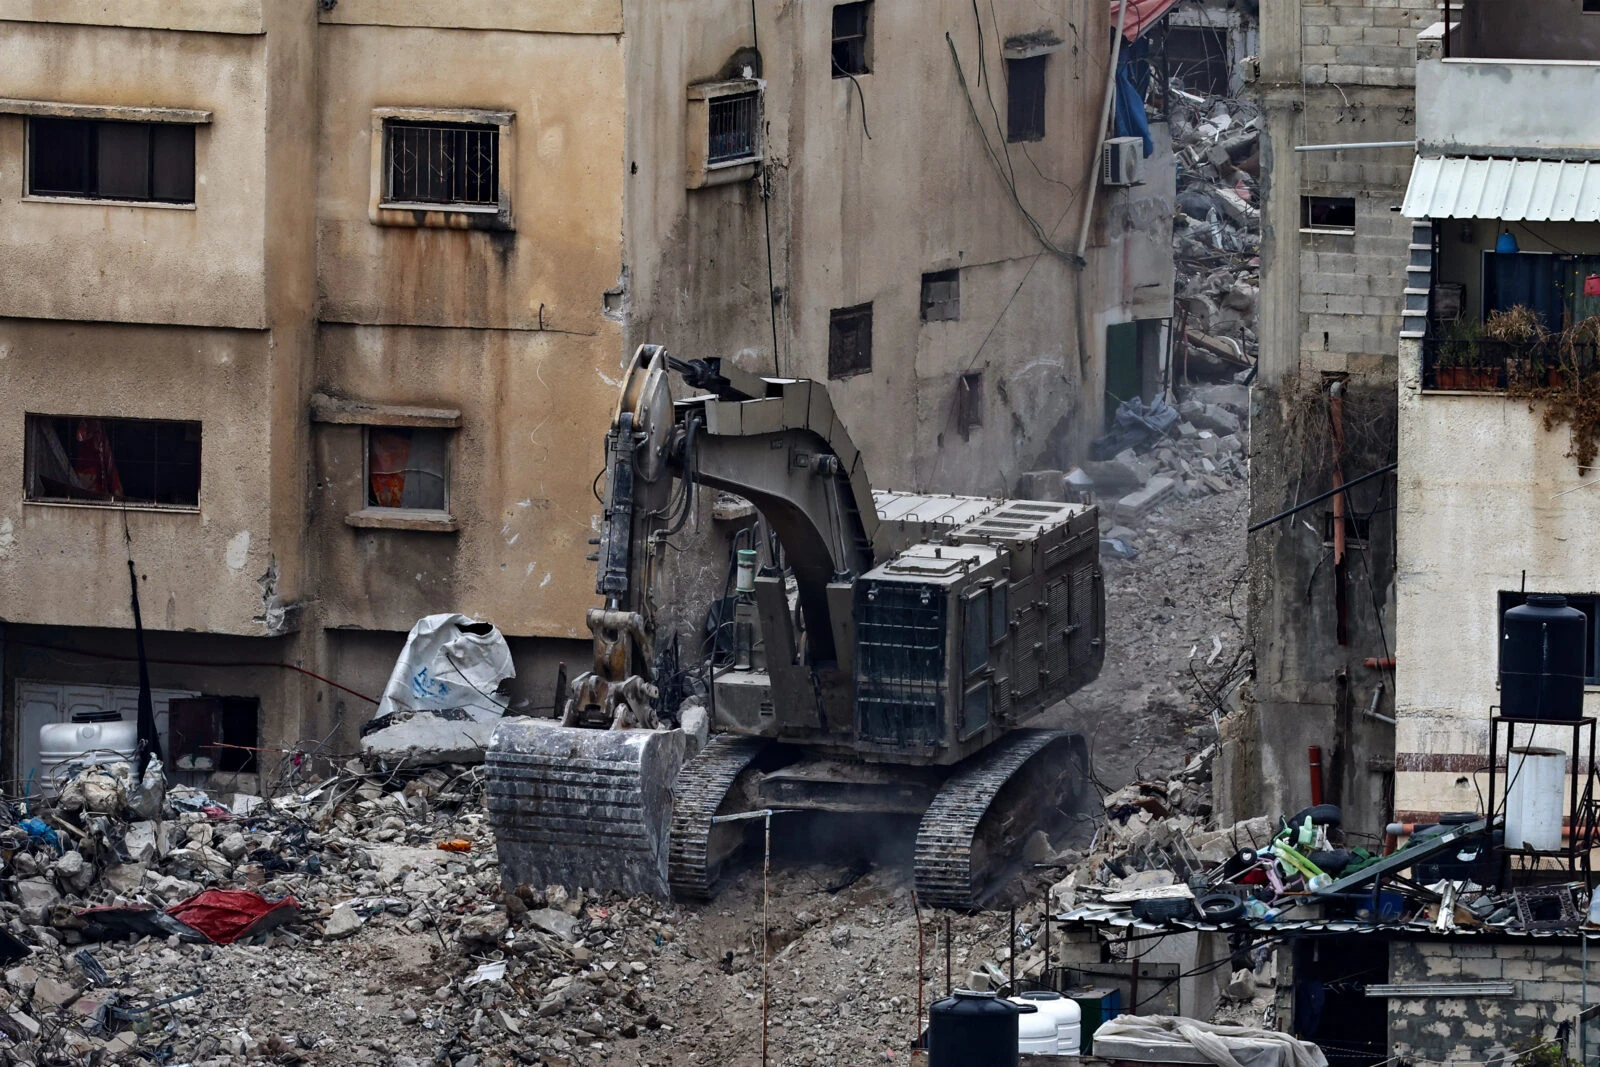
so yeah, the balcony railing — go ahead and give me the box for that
[1422,335,1600,392]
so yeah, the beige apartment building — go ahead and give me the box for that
[0,0,1172,788]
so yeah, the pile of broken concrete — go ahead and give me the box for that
[0,759,683,1065]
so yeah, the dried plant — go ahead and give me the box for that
[1507,314,1600,471]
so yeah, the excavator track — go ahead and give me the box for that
[914,729,1086,909]
[668,736,772,901]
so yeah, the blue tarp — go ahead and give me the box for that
[1113,41,1154,158]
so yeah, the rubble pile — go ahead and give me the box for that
[0,759,696,1066]
[1170,86,1261,380]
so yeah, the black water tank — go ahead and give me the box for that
[1502,594,1587,720]
[930,990,1034,1067]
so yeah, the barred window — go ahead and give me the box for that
[828,304,873,379]
[384,120,499,207]
[707,92,760,166]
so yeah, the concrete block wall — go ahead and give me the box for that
[1300,0,1436,88]
[1388,940,1595,1065]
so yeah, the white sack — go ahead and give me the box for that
[373,614,514,724]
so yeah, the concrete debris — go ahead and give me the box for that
[1171,84,1262,378]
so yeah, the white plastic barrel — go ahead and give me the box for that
[38,719,138,794]
[1014,991,1082,1055]
[1506,746,1566,851]
[1012,998,1060,1056]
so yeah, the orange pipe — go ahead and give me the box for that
[1365,657,1396,670]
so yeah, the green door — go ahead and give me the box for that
[1105,321,1141,423]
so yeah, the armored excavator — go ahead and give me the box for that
[486,345,1105,908]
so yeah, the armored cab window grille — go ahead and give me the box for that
[385,120,499,206]
[855,581,946,745]
[707,92,761,166]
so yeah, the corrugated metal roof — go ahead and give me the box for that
[1402,156,1600,222]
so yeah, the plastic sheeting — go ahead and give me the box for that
[372,614,515,726]
[1111,0,1181,42]
[1114,40,1155,157]
[1094,1016,1328,1067]
[164,890,300,945]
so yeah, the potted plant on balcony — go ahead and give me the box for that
[1434,317,1483,390]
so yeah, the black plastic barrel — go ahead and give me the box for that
[1502,594,1587,720]
[929,990,1035,1067]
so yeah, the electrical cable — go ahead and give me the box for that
[6,635,381,705]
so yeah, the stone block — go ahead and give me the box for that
[1457,957,1502,980]
[1115,478,1175,524]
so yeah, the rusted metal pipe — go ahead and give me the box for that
[1365,656,1396,670]
[1309,746,1325,806]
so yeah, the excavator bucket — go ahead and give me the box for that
[485,719,688,898]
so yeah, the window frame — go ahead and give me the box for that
[23,413,203,512]
[24,116,198,208]
[828,303,874,379]
[832,2,873,78]
[368,107,515,230]
[686,79,765,189]
[1005,55,1048,143]
[1498,591,1600,687]
[360,425,453,515]
[921,268,961,323]
[1301,195,1357,234]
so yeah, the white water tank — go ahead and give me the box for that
[1014,991,1082,1055]
[1506,746,1566,852]
[39,714,138,794]
[1012,997,1059,1056]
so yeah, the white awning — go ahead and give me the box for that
[1401,156,1600,222]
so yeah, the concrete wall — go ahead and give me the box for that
[1388,939,1594,1064]
[1417,55,1600,158]
[1394,331,1600,818]
[1462,0,1600,63]
[1229,0,1431,836]
[623,0,1173,499]
[312,9,627,642]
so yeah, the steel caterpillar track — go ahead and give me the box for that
[667,736,772,900]
[913,729,1079,909]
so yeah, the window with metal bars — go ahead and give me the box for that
[707,92,761,166]
[921,268,961,322]
[25,414,201,507]
[832,2,872,77]
[828,303,873,379]
[28,118,195,204]
[383,119,499,207]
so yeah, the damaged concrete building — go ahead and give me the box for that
[1224,0,1434,842]
[0,1,1173,789]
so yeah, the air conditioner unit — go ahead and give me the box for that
[1101,136,1145,187]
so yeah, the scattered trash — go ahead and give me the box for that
[437,838,472,853]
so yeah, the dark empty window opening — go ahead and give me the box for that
[1006,56,1047,143]
[832,2,872,77]
[1321,511,1371,548]
[1499,592,1600,685]
[25,415,201,507]
[921,268,961,322]
[1586,0,1600,13]
[707,92,761,165]
[957,372,984,437]
[1302,195,1356,232]
[828,303,874,379]
[170,697,259,774]
[385,119,499,207]
[28,117,195,204]
[367,427,450,511]
[1165,25,1230,96]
